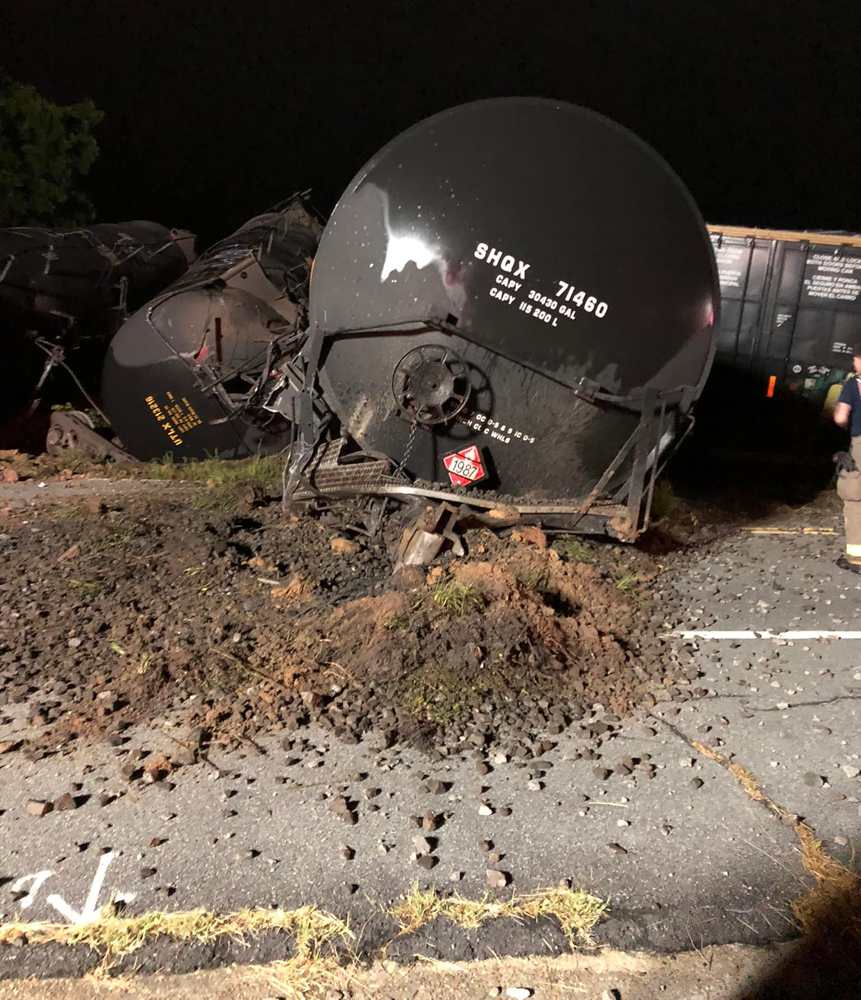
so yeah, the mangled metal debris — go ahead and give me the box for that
[0,221,196,421]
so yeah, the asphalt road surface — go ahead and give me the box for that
[0,484,858,982]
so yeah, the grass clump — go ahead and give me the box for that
[405,663,496,727]
[87,524,147,558]
[650,479,681,521]
[383,613,410,630]
[146,452,284,485]
[650,479,698,527]
[432,581,482,615]
[48,504,87,522]
[190,484,237,510]
[519,887,611,944]
[406,666,469,726]
[0,447,110,481]
[390,884,514,935]
[100,529,137,547]
[263,953,351,1000]
[558,536,594,563]
[518,566,551,593]
[50,403,108,429]
[792,826,861,937]
[390,884,608,946]
[615,572,640,598]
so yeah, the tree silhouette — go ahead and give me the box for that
[0,76,104,227]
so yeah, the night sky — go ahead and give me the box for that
[2,2,859,245]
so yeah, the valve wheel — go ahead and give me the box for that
[391,344,471,425]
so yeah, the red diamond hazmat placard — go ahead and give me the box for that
[442,445,487,487]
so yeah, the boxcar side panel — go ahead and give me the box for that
[703,228,861,458]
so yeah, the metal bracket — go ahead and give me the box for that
[281,324,327,506]
[620,388,661,540]
[46,411,135,464]
[395,501,465,569]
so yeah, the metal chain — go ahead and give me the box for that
[394,419,418,477]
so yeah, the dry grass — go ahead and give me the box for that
[792,826,861,936]
[692,742,769,810]
[691,741,860,937]
[725,761,766,802]
[262,953,351,1000]
[0,887,609,989]
[519,887,611,943]
[0,904,351,975]
[615,572,641,599]
[389,884,609,946]
[261,907,358,1000]
[389,884,513,935]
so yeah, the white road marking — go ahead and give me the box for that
[668,630,861,640]
[11,870,52,909]
[45,851,135,924]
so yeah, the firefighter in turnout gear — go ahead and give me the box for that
[833,344,861,572]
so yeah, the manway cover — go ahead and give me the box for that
[311,98,719,499]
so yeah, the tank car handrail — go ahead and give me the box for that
[315,315,700,414]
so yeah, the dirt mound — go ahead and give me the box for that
[0,490,669,757]
[262,537,654,745]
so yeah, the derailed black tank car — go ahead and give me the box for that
[101,100,719,542]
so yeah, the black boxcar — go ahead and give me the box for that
[701,225,861,460]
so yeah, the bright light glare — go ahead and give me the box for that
[381,234,438,281]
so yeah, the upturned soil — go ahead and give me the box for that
[0,483,686,760]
